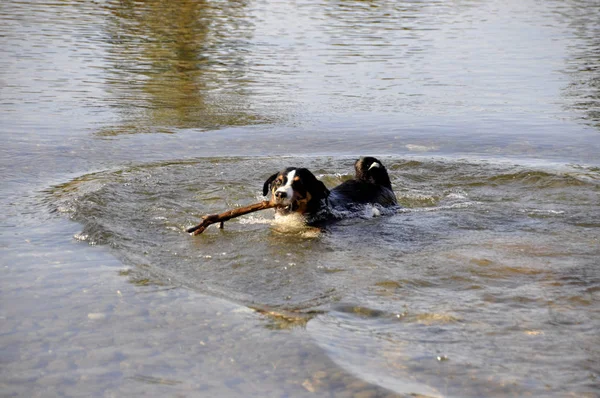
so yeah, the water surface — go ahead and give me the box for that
[48,156,600,396]
[1,0,599,396]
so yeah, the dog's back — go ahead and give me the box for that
[329,179,397,211]
[328,157,398,211]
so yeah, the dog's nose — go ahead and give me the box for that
[275,191,287,199]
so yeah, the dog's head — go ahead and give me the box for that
[263,167,330,215]
[354,156,393,189]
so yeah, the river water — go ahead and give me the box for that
[1,0,599,397]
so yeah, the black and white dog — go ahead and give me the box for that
[263,157,398,222]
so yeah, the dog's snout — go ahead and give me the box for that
[275,191,287,199]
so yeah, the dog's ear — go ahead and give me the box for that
[314,180,330,201]
[262,172,279,196]
[299,169,329,200]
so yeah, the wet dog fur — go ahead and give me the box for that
[262,157,398,222]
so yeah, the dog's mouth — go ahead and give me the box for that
[271,193,294,208]
[273,201,298,214]
[276,203,294,213]
[271,191,308,214]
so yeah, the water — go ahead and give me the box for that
[1,0,599,396]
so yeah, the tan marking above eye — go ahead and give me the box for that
[293,176,301,182]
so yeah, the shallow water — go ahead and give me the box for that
[47,156,600,395]
[2,0,600,396]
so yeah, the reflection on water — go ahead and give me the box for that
[100,0,267,134]
[3,0,600,140]
[560,1,600,128]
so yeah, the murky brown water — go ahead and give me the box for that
[2,0,599,396]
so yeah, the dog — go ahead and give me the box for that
[262,157,398,223]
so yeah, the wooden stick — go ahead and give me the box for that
[187,201,277,235]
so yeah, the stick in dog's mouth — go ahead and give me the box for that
[186,201,281,235]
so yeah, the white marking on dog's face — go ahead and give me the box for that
[274,169,296,205]
[368,161,381,170]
